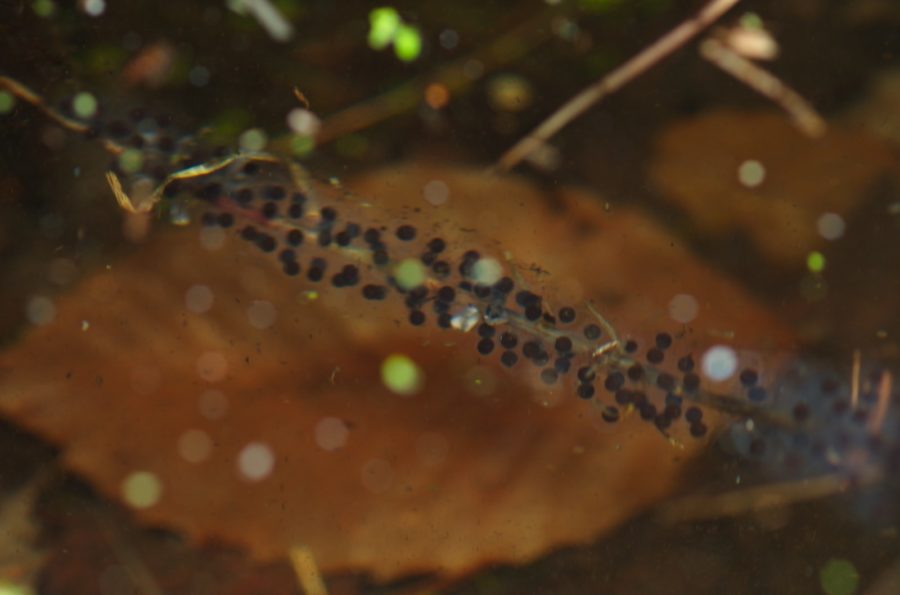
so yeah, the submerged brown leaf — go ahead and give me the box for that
[0,163,791,580]
[650,109,900,263]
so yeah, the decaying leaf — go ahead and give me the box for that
[0,163,792,580]
[650,109,900,264]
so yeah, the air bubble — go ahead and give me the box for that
[817,212,845,241]
[423,179,450,206]
[314,417,349,451]
[199,225,226,250]
[286,108,321,137]
[381,354,424,396]
[702,345,738,381]
[188,65,210,87]
[737,159,766,187]
[247,299,277,329]
[424,83,450,109]
[487,74,533,112]
[394,258,426,290]
[178,429,213,463]
[118,148,144,173]
[471,257,503,285]
[237,442,275,482]
[82,0,106,17]
[72,92,98,119]
[48,258,78,286]
[196,351,228,382]
[439,29,459,50]
[26,295,56,326]
[198,389,228,420]
[668,293,699,323]
[807,250,826,273]
[121,471,162,509]
[185,284,214,313]
[239,128,268,152]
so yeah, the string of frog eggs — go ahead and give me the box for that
[2,76,899,495]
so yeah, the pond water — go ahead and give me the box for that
[1,1,899,594]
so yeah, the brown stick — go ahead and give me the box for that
[699,37,826,137]
[658,466,881,523]
[495,0,740,172]
[0,75,125,155]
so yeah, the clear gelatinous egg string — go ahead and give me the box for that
[2,76,899,495]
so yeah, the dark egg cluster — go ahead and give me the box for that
[727,361,900,484]
[591,333,711,437]
[37,90,713,439]
[21,85,900,481]
[180,156,761,440]
[56,93,206,190]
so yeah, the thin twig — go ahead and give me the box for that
[584,301,621,356]
[869,370,891,435]
[494,0,740,172]
[699,37,826,137]
[658,467,881,523]
[289,546,329,595]
[0,75,124,155]
[232,0,294,42]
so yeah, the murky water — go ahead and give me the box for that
[1,1,899,593]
